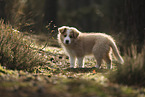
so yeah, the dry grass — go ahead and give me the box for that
[109,45,145,87]
[0,20,45,71]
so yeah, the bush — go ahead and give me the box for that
[109,45,145,87]
[0,20,44,71]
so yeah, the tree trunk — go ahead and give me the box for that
[0,0,6,20]
[43,0,57,25]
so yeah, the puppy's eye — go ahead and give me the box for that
[64,35,67,37]
[70,36,73,38]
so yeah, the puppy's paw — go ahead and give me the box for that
[107,64,113,69]
[79,66,85,68]
[70,66,74,68]
[95,65,100,69]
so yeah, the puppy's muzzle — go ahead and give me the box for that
[65,40,69,44]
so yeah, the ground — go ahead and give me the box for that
[0,34,144,97]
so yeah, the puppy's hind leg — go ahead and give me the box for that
[94,56,102,69]
[104,54,112,69]
[69,55,76,68]
[92,47,103,69]
[77,57,84,68]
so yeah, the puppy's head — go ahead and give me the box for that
[58,26,80,45]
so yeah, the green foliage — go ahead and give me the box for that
[109,45,145,87]
[0,20,44,71]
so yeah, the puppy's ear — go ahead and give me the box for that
[72,30,79,38]
[58,27,66,34]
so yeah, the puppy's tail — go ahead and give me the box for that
[110,40,124,64]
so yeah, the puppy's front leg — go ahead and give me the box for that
[69,56,76,68]
[77,57,84,68]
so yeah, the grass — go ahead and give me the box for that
[0,21,145,97]
[109,45,145,87]
[0,20,45,71]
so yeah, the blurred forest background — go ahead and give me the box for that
[0,0,145,51]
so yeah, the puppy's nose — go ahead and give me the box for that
[65,40,69,44]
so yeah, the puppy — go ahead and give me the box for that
[58,26,124,69]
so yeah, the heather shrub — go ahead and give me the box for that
[0,20,44,71]
[109,45,145,87]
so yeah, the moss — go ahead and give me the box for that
[0,65,14,75]
[0,82,31,88]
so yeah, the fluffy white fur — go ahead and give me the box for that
[58,26,124,69]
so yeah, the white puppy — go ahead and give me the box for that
[58,26,124,69]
